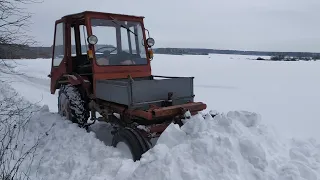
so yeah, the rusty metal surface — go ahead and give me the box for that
[152,102,207,118]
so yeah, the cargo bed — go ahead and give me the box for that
[95,75,195,109]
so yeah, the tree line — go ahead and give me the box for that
[2,45,320,60]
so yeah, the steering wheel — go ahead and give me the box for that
[95,46,117,56]
[77,46,116,67]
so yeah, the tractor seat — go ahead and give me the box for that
[76,63,92,75]
[72,55,92,75]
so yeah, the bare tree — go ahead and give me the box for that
[0,88,40,180]
[0,0,42,79]
[0,1,47,179]
[0,0,40,45]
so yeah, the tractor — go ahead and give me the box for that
[48,11,207,161]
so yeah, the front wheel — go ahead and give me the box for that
[58,84,89,125]
[112,128,151,161]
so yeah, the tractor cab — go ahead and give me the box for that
[50,11,155,94]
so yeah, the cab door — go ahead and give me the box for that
[50,21,67,94]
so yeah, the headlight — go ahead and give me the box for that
[146,38,155,47]
[87,35,98,45]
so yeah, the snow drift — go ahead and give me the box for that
[1,83,319,180]
[130,112,320,180]
[0,83,138,180]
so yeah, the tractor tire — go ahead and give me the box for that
[58,84,89,126]
[112,127,151,161]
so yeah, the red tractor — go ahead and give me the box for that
[49,11,207,161]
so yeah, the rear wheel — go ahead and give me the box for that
[112,127,151,161]
[58,84,89,125]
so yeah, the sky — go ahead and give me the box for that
[24,0,320,52]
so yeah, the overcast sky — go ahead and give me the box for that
[25,0,320,52]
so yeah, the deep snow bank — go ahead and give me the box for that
[130,112,320,180]
[0,83,137,180]
[1,81,320,180]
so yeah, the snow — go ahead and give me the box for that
[151,54,320,141]
[128,111,320,180]
[1,54,320,180]
[1,58,58,111]
[4,55,320,140]
[0,83,136,180]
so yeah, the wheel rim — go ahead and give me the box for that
[116,142,134,160]
[59,93,71,120]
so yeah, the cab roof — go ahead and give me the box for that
[62,11,145,20]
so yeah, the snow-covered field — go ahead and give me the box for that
[1,54,320,180]
[153,54,320,141]
[6,54,320,140]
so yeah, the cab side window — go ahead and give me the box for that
[53,22,65,66]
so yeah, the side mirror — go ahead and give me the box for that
[87,35,98,45]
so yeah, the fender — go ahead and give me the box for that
[63,74,92,96]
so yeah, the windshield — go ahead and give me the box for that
[91,18,147,66]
